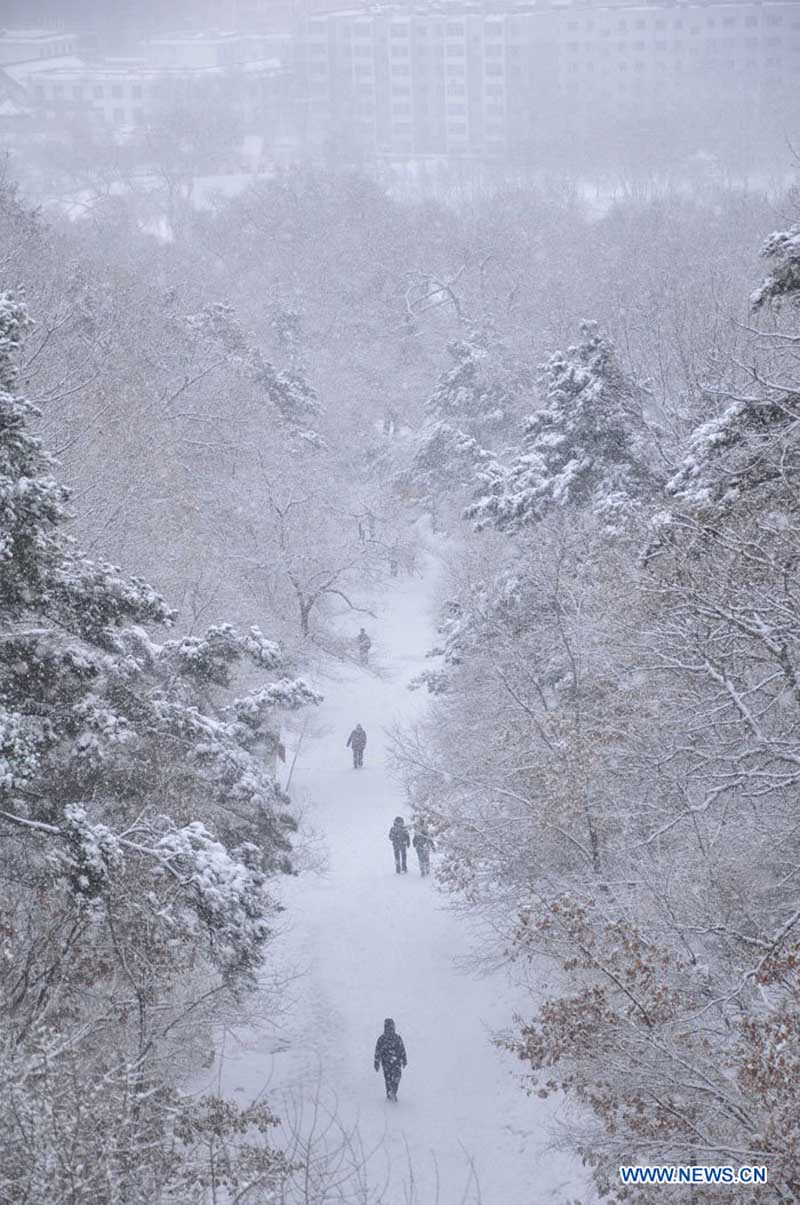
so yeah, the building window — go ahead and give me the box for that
[132,84,142,98]
[113,107,124,122]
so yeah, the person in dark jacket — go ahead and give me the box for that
[357,627,372,665]
[412,823,436,877]
[389,816,410,873]
[373,1017,407,1101]
[346,723,367,768]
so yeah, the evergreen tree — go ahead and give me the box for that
[424,329,532,442]
[400,327,531,520]
[185,301,322,440]
[752,222,800,310]
[668,222,800,516]
[0,293,320,1198]
[467,322,659,533]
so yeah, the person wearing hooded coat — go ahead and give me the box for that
[412,824,436,877]
[373,1017,407,1101]
[389,816,410,873]
[357,628,372,665]
[346,723,367,768]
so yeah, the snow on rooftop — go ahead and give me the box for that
[0,28,68,41]
[148,31,241,44]
[4,56,85,83]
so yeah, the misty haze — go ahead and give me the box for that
[1,0,799,1202]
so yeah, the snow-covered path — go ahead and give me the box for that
[206,558,583,1204]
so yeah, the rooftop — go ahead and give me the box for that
[0,28,68,41]
[4,55,84,83]
[6,55,285,85]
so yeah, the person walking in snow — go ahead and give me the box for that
[357,627,372,666]
[389,816,410,874]
[374,1017,407,1102]
[347,723,367,769]
[412,823,436,877]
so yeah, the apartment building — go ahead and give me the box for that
[0,29,79,64]
[6,30,291,131]
[296,1,800,163]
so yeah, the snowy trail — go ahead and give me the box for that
[206,557,583,1204]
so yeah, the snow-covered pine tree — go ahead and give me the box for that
[185,301,322,440]
[424,329,533,440]
[467,322,659,533]
[752,221,800,310]
[399,327,532,521]
[0,292,320,1198]
[494,256,800,1199]
[667,223,800,516]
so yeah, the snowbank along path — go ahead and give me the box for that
[208,554,583,1204]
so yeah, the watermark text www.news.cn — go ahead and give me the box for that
[619,1166,768,1186]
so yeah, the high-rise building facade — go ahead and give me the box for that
[296,1,800,165]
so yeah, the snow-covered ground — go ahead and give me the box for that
[202,555,586,1203]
